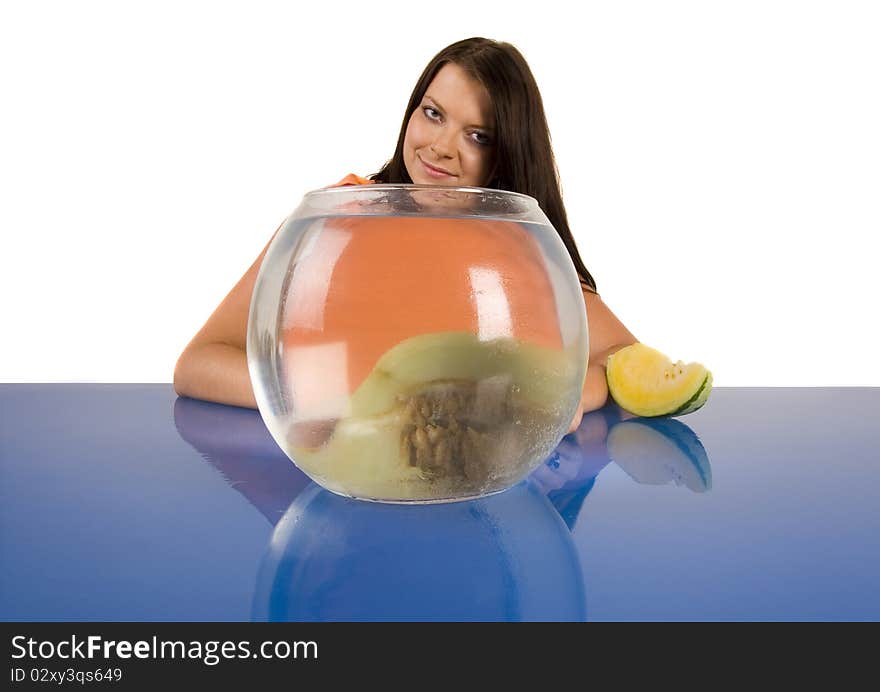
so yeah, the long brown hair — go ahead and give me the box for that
[370,37,598,295]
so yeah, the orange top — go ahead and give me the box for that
[328,173,377,188]
[281,174,564,411]
[327,174,598,298]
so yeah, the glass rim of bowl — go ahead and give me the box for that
[306,183,536,200]
[298,183,542,219]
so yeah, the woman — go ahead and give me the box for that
[174,37,638,433]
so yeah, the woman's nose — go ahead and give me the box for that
[430,132,455,158]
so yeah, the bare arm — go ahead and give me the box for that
[567,290,639,432]
[173,220,285,409]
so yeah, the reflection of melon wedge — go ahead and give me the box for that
[606,343,712,417]
[607,418,711,492]
[290,331,580,501]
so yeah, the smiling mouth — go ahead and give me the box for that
[420,158,455,177]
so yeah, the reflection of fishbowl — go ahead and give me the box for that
[248,185,589,503]
[251,481,587,621]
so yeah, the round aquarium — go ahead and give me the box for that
[247,184,589,503]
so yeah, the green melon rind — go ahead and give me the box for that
[670,371,713,416]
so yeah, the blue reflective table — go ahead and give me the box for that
[1,385,877,621]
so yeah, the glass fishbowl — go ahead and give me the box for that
[247,184,588,503]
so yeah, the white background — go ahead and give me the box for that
[1,0,877,385]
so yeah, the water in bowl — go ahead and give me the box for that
[248,213,587,503]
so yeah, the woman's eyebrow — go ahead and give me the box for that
[424,95,495,132]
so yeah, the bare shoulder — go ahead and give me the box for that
[581,289,639,364]
[181,219,286,353]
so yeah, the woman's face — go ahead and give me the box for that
[404,63,498,189]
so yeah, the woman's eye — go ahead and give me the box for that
[423,106,440,120]
[472,132,491,146]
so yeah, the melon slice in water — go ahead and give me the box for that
[348,330,573,418]
[288,331,579,501]
[605,343,712,417]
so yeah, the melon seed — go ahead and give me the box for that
[396,378,519,484]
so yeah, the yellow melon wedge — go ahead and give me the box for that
[605,343,712,417]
